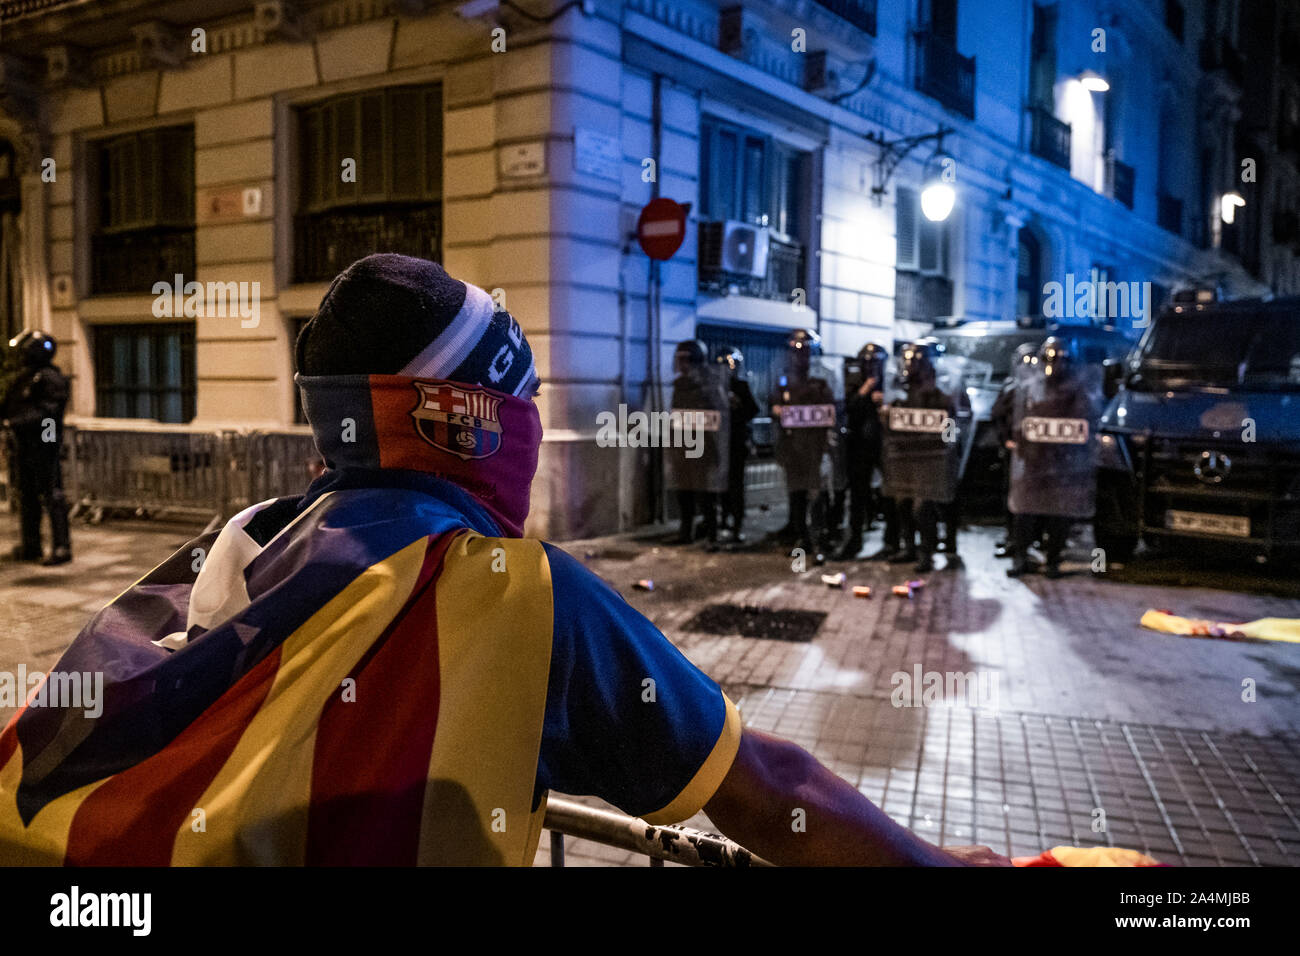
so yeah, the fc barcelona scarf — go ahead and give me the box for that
[298,374,543,537]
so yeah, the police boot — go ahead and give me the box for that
[46,491,72,565]
[9,544,41,562]
[888,548,917,565]
[833,535,863,561]
[914,553,934,574]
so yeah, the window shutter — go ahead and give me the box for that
[896,187,919,270]
[919,217,941,274]
[359,92,386,201]
[389,88,423,199]
[425,87,443,200]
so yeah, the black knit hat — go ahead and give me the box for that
[295,254,537,397]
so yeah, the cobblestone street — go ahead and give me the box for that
[3,511,1299,867]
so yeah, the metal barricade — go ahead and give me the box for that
[244,431,323,507]
[66,426,241,523]
[62,426,323,524]
[543,797,770,867]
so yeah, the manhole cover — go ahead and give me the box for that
[684,604,825,642]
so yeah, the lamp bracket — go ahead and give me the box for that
[865,125,954,206]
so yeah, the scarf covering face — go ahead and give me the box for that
[297,374,542,537]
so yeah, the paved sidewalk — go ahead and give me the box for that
[2,511,1298,867]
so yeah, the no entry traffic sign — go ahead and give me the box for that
[636,198,690,260]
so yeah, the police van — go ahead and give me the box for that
[1093,291,1300,562]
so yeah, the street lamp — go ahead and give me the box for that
[920,144,956,222]
[1079,70,1110,93]
[1220,191,1245,224]
[865,124,957,218]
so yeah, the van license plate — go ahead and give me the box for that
[1166,510,1251,538]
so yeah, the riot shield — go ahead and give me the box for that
[769,357,837,493]
[665,363,731,493]
[1007,365,1104,518]
[878,355,963,503]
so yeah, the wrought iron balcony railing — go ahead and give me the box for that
[1199,36,1244,86]
[91,228,196,297]
[811,0,877,36]
[914,31,975,120]
[294,203,442,284]
[1106,155,1136,210]
[1157,193,1183,236]
[697,225,806,303]
[1027,106,1070,170]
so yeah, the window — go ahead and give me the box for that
[700,118,806,239]
[1016,229,1042,318]
[915,0,975,118]
[91,126,195,296]
[895,187,949,276]
[93,323,196,423]
[295,84,443,283]
[895,187,954,321]
[699,117,810,300]
[1164,0,1185,42]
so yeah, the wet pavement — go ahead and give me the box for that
[2,507,1298,867]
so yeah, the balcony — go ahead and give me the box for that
[811,0,877,36]
[894,270,954,324]
[1027,106,1071,170]
[1157,193,1183,236]
[1199,36,1244,87]
[915,32,975,120]
[92,228,195,297]
[697,224,806,303]
[1273,210,1299,246]
[294,204,441,284]
[1106,155,1136,210]
[1280,121,1300,156]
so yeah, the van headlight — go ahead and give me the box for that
[1097,432,1132,471]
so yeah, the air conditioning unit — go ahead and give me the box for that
[699,220,770,278]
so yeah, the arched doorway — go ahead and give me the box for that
[1016,227,1043,319]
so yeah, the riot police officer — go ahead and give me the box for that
[716,346,759,542]
[834,342,888,560]
[1006,337,1102,579]
[879,342,960,573]
[2,329,72,565]
[667,339,730,546]
[770,329,835,559]
[991,342,1038,558]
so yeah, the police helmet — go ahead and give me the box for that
[898,341,936,389]
[673,339,708,368]
[8,329,56,368]
[786,328,822,356]
[715,346,745,378]
[1038,336,1073,380]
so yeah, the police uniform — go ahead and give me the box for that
[2,330,71,565]
[717,348,759,540]
[1007,338,1101,578]
[879,344,960,573]
[770,330,834,555]
[667,340,730,545]
[834,344,887,560]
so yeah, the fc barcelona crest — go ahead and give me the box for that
[411,382,504,460]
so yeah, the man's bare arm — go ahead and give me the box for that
[703,728,1004,866]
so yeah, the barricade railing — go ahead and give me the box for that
[63,425,321,524]
[543,797,771,867]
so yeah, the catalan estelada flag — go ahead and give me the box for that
[0,487,556,865]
